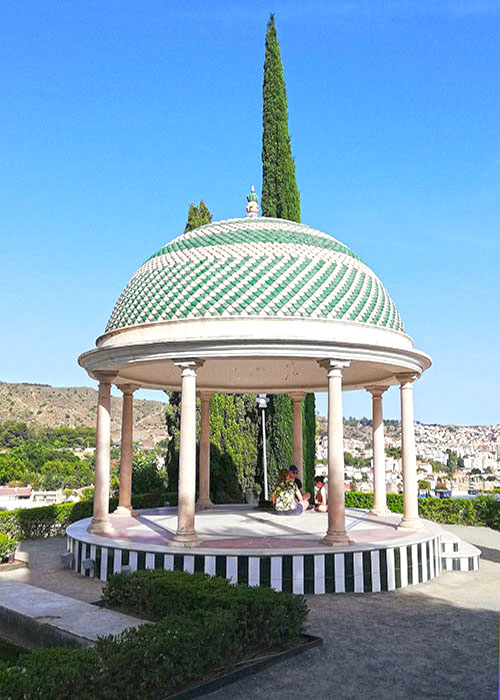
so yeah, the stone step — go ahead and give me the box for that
[441,539,481,573]
[440,532,461,554]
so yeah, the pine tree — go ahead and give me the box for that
[261,13,300,222]
[260,14,315,485]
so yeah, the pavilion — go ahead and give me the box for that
[71,191,474,593]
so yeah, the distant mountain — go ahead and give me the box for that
[0,382,167,446]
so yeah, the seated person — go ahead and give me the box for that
[272,466,309,516]
[314,475,328,512]
[288,464,311,502]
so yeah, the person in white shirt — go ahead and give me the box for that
[314,476,328,512]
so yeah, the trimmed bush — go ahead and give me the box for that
[0,574,307,700]
[0,647,98,700]
[0,493,168,541]
[0,611,244,700]
[102,568,308,647]
[0,532,18,561]
[345,491,499,530]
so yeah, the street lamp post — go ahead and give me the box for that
[256,394,270,500]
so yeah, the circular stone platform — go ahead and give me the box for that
[66,507,442,594]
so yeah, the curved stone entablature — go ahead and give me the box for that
[105,218,404,334]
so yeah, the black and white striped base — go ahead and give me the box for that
[66,534,443,594]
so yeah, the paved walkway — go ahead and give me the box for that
[0,526,498,698]
[0,582,147,649]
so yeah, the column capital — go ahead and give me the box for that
[173,359,205,376]
[365,384,390,398]
[396,372,418,386]
[198,391,213,402]
[318,359,351,375]
[289,392,306,402]
[93,370,117,385]
[116,383,140,396]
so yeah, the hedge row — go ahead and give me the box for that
[1,490,498,543]
[345,491,500,530]
[102,568,308,648]
[0,492,177,541]
[0,571,308,700]
[0,610,245,700]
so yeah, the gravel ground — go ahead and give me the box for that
[209,525,500,700]
[0,526,498,699]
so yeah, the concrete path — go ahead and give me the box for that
[1,536,105,603]
[0,527,498,698]
[0,582,147,649]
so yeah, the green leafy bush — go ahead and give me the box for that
[0,647,98,700]
[0,532,18,561]
[0,573,307,700]
[0,611,244,700]
[102,569,308,648]
[344,491,499,530]
[0,493,168,541]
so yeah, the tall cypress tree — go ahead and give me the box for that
[261,14,315,492]
[261,13,300,222]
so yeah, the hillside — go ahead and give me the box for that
[0,382,167,446]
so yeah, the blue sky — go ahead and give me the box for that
[1,0,499,425]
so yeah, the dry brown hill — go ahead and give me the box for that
[0,382,167,446]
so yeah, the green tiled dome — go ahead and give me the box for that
[105,218,404,333]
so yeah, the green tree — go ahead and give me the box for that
[265,395,293,489]
[261,13,300,221]
[198,200,213,226]
[132,450,167,495]
[302,393,316,496]
[260,14,315,487]
[183,200,213,233]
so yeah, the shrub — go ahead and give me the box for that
[94,610,243,699]
[102,569,308,648]
[0,493,168,541]
[344,491,374,510]
[0,578,306,700]
[0,646,98,700]
[345,491,499,530]
[0,612,243,700]
[0,532,18,561]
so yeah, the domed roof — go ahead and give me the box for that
[105,218,403,334]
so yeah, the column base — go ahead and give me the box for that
[112,505,137,517]
[88,517,114,535]
[196,499,215,510]
[169,530,202,547]
[398,516,423,530]
[370,507,392,517]
[322,530,352,546]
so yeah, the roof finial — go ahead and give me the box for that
[245,185,259,218]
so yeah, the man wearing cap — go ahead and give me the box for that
[272,465,310,516]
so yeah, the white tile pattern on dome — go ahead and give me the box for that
[105,218,403,333]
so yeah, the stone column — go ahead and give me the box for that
[114,384,140,517]
[320,360,352,546]
[170,360,204,546]
[290,393,305,481]
[366,385,390,516]
[89,371,116,534]
[197,392,214,510]
[397,373,423,529]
